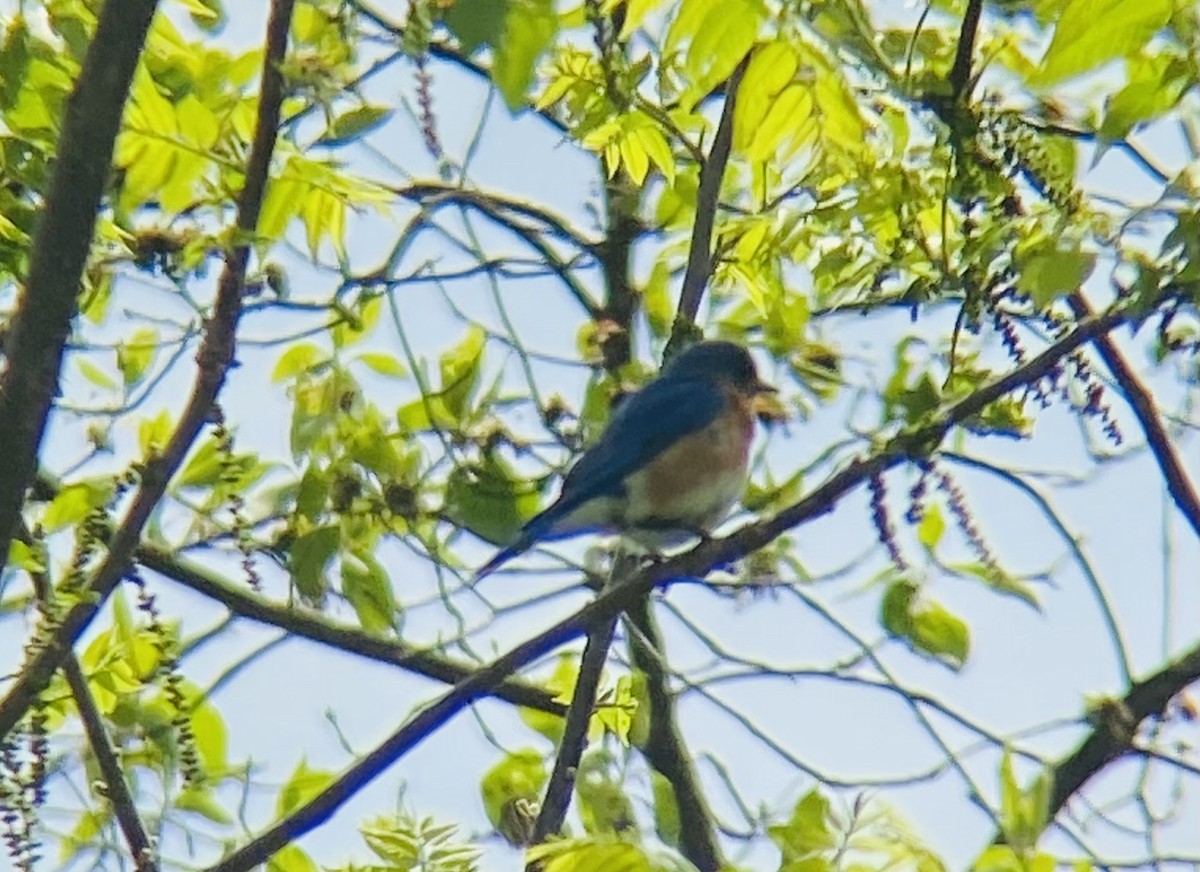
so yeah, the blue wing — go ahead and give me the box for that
[473,376,725,579]
[553,376,725,517]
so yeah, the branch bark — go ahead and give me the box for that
[1068,293,1200,539]
[529,613,620,849]
[0,0,297,744]
[667,54,750,356]
[626,598,724,871]
[63,656,157,871]
[992,641,1200,845]
[136,545,563,714]
[0,0,160,572]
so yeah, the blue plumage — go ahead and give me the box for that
[474,341,774,579]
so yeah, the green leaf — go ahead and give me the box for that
[575,752,636,835]
[266,844,318,872]
[272,342,327,383]
[683,0,764,109]
[139,409,174,458]
[911,602,970,670]
[1100,51,1194,139]
[881,580,970,670]
[355,351,409,378]
[916,504,945,550]
[275,759,335,819]
[480,749,547,828]
[190,697,228,772]
[176,785,233,824]
[288,525,340,599]
[444,0,510,53]
[769,788,835,862]
[1014,236,1096,308]
[492,0,558,110]
[61,809,107,864]
[518,653,577,742]
[42,480,111,533]
[117,327,158,389]
[525,837,653,872]
[78,357,118,391]
[296,464,329,520]
[316,105,391,147]
[650,771,681,847]
[438,325,486,417]
[340,549,397,633]
[444,454,541,546]
[1034,0,1173,86]
[592,674,637,745]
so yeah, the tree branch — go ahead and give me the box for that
[667,54,750,354]
[1068,293,1200,539]
[948,0,984,102]
[0,0,296,744]
[995,641,1200,844]
[63,656,156,871]
[135,546,563,715]
[530,613,620,848]
[0,0,160,572]
[204,295,1143,872]
[625,598,723,871]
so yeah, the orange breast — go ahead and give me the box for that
[624,391,754,530]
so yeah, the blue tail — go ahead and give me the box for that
[472,537,533,581]
[472,510,558,581]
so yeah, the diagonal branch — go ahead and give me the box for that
[668,54,751,354]
[135,545,563,714]
[994,641,1200,845]
[1068,293,1200,539]
[63,656,156,871]
[530,613,620,849]
[0,0,160,573]
[204,295,1145,872]
[0,0,297,744]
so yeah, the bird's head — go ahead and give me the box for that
[662,340,777,398]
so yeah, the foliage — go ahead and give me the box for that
[0,0,1197,871]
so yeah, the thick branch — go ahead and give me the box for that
[0,0,296,744]
[626,599,723,871]
[0,0,159,571]
[206,296,1141,872]
[668,55,750,353]
[136,546,563,714]
[1068,293,1200,539]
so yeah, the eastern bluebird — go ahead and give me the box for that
[475,340,776,579]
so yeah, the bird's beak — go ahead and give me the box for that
[750,379,785,422]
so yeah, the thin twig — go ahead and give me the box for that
[63,657,157,871]
[998,642,1200,842]
[668,54,751,354]
[0,0,297,744]
[529,613,620,847]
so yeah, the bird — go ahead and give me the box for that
[474,340,777,579]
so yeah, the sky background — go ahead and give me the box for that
[1,1,1198,870]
